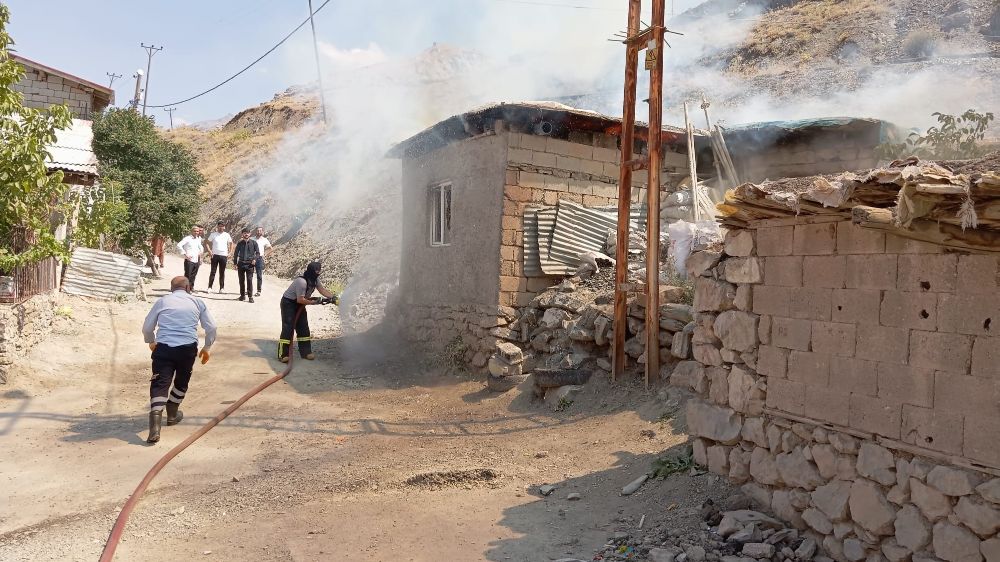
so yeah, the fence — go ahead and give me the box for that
[0,227,60,305]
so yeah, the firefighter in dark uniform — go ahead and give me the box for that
[278,261,338,363]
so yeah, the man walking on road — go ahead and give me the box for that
[251,226,273,297]
[205,221,233,294]
[141,276,217,444]
[233,228,260,303]
[176,225,204,288]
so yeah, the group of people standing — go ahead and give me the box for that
[173,222,273,302]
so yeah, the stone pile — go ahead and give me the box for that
[487,342,530,391]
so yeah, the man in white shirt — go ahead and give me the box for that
[176,225,205,288]
[251,226,273,297]
[204,221,234,294]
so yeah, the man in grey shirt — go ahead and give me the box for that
[278,261,337,363]
[142,276,217,443]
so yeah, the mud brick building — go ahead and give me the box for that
[12,54,114,119]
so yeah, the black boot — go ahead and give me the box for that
[147,411,162,443]
[165,402,184,426]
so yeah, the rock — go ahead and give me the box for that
[850,480,897,535]
[672,330,693,359]
[911,478,953,521]
[687,400,743,444]
[742,417,768,448]
[812,444,838,479]
[932,521,983,562]
[708,445,731,476]
[767,424,782,452]
[688,251,723,278]
[671,361,708,393]
[735,284,752,311]
[568,326,594,341]
[593,316,611,346]
[472,351,490,368]
[928,467,981,497]
[694,343,724,366]
[540,484,556,496]
[621,474,649,496]
[729,523,762,544]
[709,368,730,406]
[650,548,679,562]
[857,442,897,486]
[888,484,910,505]
[725,230,755,257]
[541,308,572,329]
[750,447,782,486]
[844,539,867,562]
[742,543,776,559]
[693,438,709,466]
[537,291,586,314]
[776,448,823,490]
[722,258,763,284]
[813,480,853,521]
[531,332,553,353]
[981,537,1000,562]
[804,507,834,534]
[596,358,612,371]
[660,285,688,304]
[825,536,846,561]
[487,372,529,392]
[662,303,695,323]
[781,431,804,454]
[830,433,860,454]
[772,489,806,529]
[694,277,736,313]
[976,480,1000,505]
[720,510,785,530]
[954,497,1000,537]
[488,356,523,377]
[544,385,584,410]
[713,311,759,353]
[661,318,688,332]
[796,538,818,560]
[880,539,911,562]
[688,546,707,562]
[896,504,931,551]
[742,483,773,510]
[566,492,581,501]
[730,448,752,483]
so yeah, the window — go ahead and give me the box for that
[429,182,452,246]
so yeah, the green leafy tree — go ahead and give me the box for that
[73,182,129,250]
[91,107,204,268]
[878,109,996,161]
[0,4,73,271]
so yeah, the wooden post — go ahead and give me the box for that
[644,0,665,389]
[612,0,642,382]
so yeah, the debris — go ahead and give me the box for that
[740,542,775,559]
[622,474,650,496]
[539,484,556,496]
[566,492,581,501]
[638,514,646,529]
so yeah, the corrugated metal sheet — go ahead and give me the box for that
[536,208,566,275]
[47,119,97,175]
[63,247,143,299]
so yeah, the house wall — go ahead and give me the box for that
[675,216,1000,562]
[395,133,509,364]
[14,64,106,119]
[730,129,883,183]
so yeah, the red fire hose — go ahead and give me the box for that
[99,306,305,562]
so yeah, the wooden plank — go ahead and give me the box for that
[645,0,666,390]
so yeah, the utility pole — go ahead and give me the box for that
[106,72,122,88]
[131,69,144,111]
[307,0,328,124]
[163,107,177,130]
[139,43,163,116]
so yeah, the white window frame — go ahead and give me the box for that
[429,182,452,247]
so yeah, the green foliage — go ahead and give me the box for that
[91,107,204,257]
[650,445,695,479]
[73,182,129,250]
[0,5,73,270]
[877,110,996,161]
[442,335,468,368]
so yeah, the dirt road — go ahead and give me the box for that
[0,255,716,561]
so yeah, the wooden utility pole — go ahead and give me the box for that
[163,107,177,130]
[613,0,668,388]
[307,0,329,124]
[140,43,163,117]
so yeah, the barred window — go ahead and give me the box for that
[429,182,452,246]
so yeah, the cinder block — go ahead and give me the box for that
[937,293,1000,336]
[831,356,877,396]
[766,378,805,415]
[603,162,620,178]
[788,350,831,387]
[771,317,812,351]
[803,256,846,289]
[901,405,963,455]
[935,371,1000,418]
[519,133,547,151]
[517,171,547,189]
[758,344,789,378]
[500,276,520,292]
[897,254,957,293]
[752,285,791,317]
[793,222,837,255]
[805,385,851,426]
[582,195,606,206]
[855,324,909,365]
[546,137,593,160]
[849,394,902,438]
[879,291,937,331]
[812,321,856,357]
[593,146,619,163]
[964,415,1000,466]
[544,175,569,192]
[581,159,604,176]
[845,255,897,290]
[764,256,803,287]
[556,156,584,174]
[789,287,832,321]
[957,255,999,294]
[756,226,794,256]
[909,330,973,374]
[837,223,886,254]
[832,289,881,325]
[542,191,559,205]
[885,234,943,254]
[876,363,934,408]
[592,183,618,199]
[531,151,557,167]
[972,337,1000,379]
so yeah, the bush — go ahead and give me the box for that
[901,30,938,60]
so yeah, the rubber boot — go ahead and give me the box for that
[147,411,162,444]
[165,402,184,426]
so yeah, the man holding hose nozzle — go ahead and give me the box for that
[278,261,338,363]
[142,276,217,444]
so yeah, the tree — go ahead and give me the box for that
[91,107,204,273]
[0,4,73,271]
[877,109,996,161]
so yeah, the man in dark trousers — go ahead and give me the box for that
[205,221,233,294]
[141,276,217,444]
[278,261,338,363]
[233,228,260,303]
[176,225,204,288]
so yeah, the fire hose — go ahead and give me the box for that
[99,302,322,561]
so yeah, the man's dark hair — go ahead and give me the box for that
[217,221,225,226]
[194,224,203,229]
[241,228,250,234]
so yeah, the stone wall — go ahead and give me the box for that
[13,65,107,119]
[395,303,517,368]
[676,216,1000,562]
[0,293,58,383]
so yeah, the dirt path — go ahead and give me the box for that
[0,255,718,562]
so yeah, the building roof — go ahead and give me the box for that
[388,101,708,159]
[46,119,98,176]
[12,54,115,105]
[720,116,898,145]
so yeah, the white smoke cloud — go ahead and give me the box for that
[317,41,388,70]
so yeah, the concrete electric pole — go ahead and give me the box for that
[307,0,328,124]
[163,107,177,130]
[131,69,144,111]
[140,43,163,116]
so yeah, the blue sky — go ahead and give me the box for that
[5,0,701,125]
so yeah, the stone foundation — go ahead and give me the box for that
[395,303,517,369]
[0,292,59,383]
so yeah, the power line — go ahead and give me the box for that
[140,43,164,116]
[145,0,333,109]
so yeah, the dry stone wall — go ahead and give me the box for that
[395,303,516,368]
[677,216,1000,562]
[0,293,58,383]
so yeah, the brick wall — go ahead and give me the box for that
[675,216,1000,562]
[13,67,102,119]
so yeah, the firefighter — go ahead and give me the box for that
[141,276,217,444]
[278,261,337,363]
